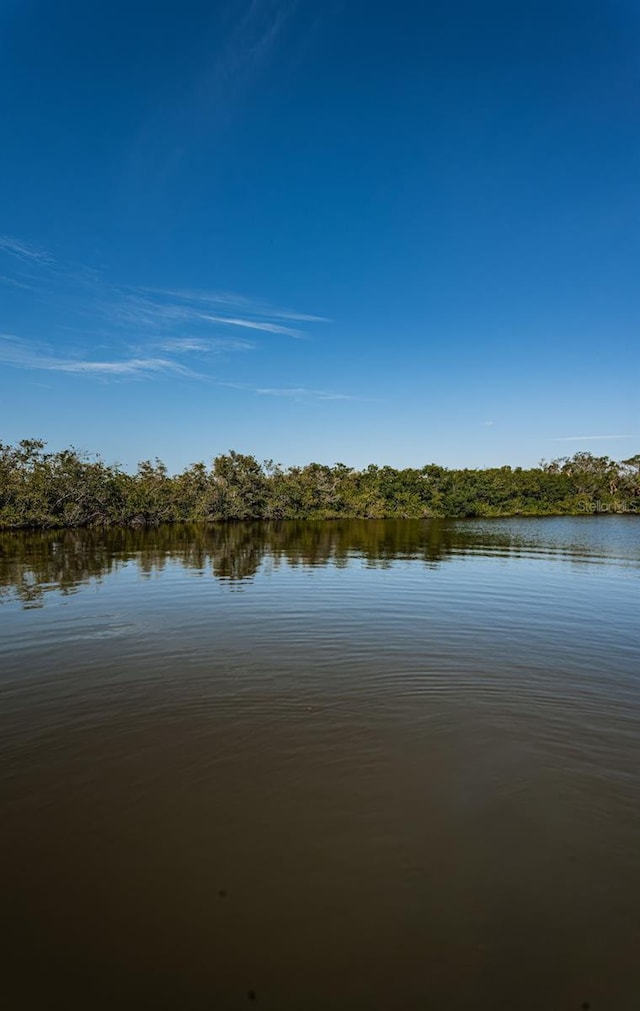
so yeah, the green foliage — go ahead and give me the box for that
[0,441,637,529]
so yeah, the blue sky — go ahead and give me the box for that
[1,0,638,472]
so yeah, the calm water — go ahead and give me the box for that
[1,517,639,1010]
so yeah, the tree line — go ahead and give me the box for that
[0,439,638,529]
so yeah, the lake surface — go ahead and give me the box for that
[1,517,639,1010]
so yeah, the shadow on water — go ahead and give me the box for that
[2,516,637,607]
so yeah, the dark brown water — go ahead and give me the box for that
[1,518,639,1010]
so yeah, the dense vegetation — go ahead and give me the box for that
[0,439,638,529]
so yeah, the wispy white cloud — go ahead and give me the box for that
[198,314,305,337]
[50,357,191,377]
[0,334,194,379]
[256,386,371,402]
[0,241,326,348]
[147,287,329,322]
[85,288,319,342]
[552,435,634,442]
[127,0,302,189]
[145,287,254,308]
[0,274,32,289]
[199,0,301,109]
[210,380,373,402]
[0,235,331,387]
[114,288,324,337]
[270,309,331,323]
[153,337,254,353]
[0,234,52,263]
